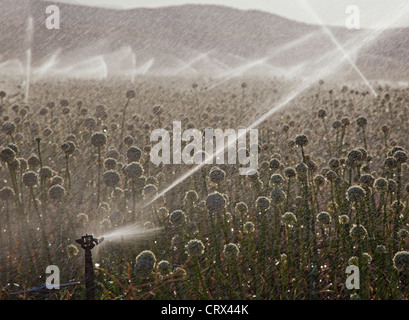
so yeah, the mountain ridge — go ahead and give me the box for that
[0,0,407,80]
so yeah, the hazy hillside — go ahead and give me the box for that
[0,0,408,80]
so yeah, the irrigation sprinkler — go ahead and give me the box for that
[75,234,104,300]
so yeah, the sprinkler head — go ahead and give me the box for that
[75,234,104,250]
[75,234,104,300]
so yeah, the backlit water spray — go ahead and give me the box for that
[100,223,161,242]
[143,2,409,208]
[24,16,33,103]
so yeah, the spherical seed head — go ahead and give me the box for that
[61,141,76,155]
[318,109,327,119]
[2,121,16,135]
[284,167,296,179]
[282,212,297,227]
[91,132,107,147]
[39,166,53,180]
[328,158,340,170]
[169,210,186,226]
[184,190,198,205]
[84,117,97,130]
[314,175,325,187]
[102,170,120,187]
[173,267,187,280]
[256,196,270,210]
[0,187,15,201]
[374,178,388,192]
[317,211,331,225]
[134,259,155,278]
[104,158,117,170]
[240,221,254,235]
[157,260,171,276]
[23,171,38,187]
[124,162,143,180]
[288,140,296,148]
[48,184,65,201]
[269,173,285,188]
[143,184,158,199]
[7,143,18,154]
[60,99,69,107]
[206,192,226,213]
[295,162,308,180]
[77,213,89,225]
[398,229,409,239]
[269,158,281,171]
[127,146,142,162]
[362,252,373,264]
[392,200,404,212]
[389,146,404,156]
[234,202,248,215]
[306,160,317,173]
[295,134,308,147]
[223,243,240,260]
[270,189,286,205]
[51,175,64,186]
[388,179,397,192]
[126,90,136,99]
[360,174,375,188]
[294,196,303,207]
[124,135,134,146]
[350,224,368,240]
[0,147,16,164]
[356,117,367,127]
[136,250,156,267]
[186,221,198,234]
[209,167,225,184]
[62,107,70,115]
[394,150,408,164]
[106,149,119,161]
[348,256,359,266]
[66,244,79,258]
[100,218,111,230]
[347,186,366,203]
[153,105,163,115]
[245,169,259,183]
[339,215,349,225]
[357,147,368,160]
[186,239,205,256]
[393,251,409,272]
[332,120,341,130]
[341,117,350,126]
[347,149,363,165]
[381,125,390,134]
[9,159,19,171]
[18,161,28,175]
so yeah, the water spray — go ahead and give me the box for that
[75,234,104,300]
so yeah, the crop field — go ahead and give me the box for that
[1,76,409,300]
